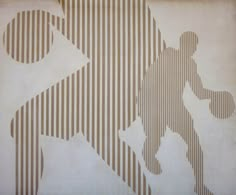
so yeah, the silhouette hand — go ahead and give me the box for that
[209,91,235,119]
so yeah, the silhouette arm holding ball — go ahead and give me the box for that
[188,64,213,100]
[188,62,235,119]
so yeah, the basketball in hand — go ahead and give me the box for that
[209,91,235,119]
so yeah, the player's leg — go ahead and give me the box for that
[142,129,164,174]
[171,109,213,195]
[141,114,166,175]
[137,65,166,174]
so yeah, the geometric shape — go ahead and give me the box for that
[3,10,53,64]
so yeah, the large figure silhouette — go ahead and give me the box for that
[5,0,165,194]
[138,31,235,195]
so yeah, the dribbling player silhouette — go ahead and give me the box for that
[138,31,235,195]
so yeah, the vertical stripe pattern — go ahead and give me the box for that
[3,10,54,64]
[8,0,167,194]
[7,2,234,195]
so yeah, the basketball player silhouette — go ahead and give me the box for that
[138,31,235,195]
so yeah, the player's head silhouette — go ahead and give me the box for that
[180,31,198,56]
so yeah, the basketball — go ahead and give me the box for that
[209,91,235,119]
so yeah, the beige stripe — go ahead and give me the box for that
[81,0,85,53]
[36,10,40,62]
[128,147,131,186]
[143,173,146,195]
[76,71,79,134]
[51,86,55,137]
[72,0,75,44]
[31,11,35,63]
[66,77,70,140]
[41,12,45,62]
[97,0,101,155]
[138,163,141,195]
[25,102,29,195]
[132,0,136,121]
[30,99,34,195]
[142,0,146,77]
[21,12,25,63]
[56,83,60,137]
[46,12,50,54]
[106,0,111,166]
[122,0,126,131]
[86,0,91,142]
[158,29,161,56]
[81,69,85,135]
[35,96,39,194]
[11,19,15,59]
[6,20,10,54]
[137,0,141,89]
[123,142,126,181]
[16,13,20,62]
[3,29,5,53]
[61,0,65,35]
[101,0,106,160]
[153,19,156,61]
[148,8,151,68]
[67,0,70,39]
[133,152,136,192]
[71,74,75,137]
[76,0,80,49]
[127,0,131,129]
[91,0,95,148]
[111,0,115,171]
[40,149,43,179]
[26,12,30,63]
[45,89,49,136]
[15,111,19,195]
[61,80,65,139]
[103,0,108,162]
[11,119,14,138]
[117,0,121,175]
[20,106,24,195]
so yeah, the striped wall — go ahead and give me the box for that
[138,32,235,195]
[8,0,167,194]
[5,1,235,195]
